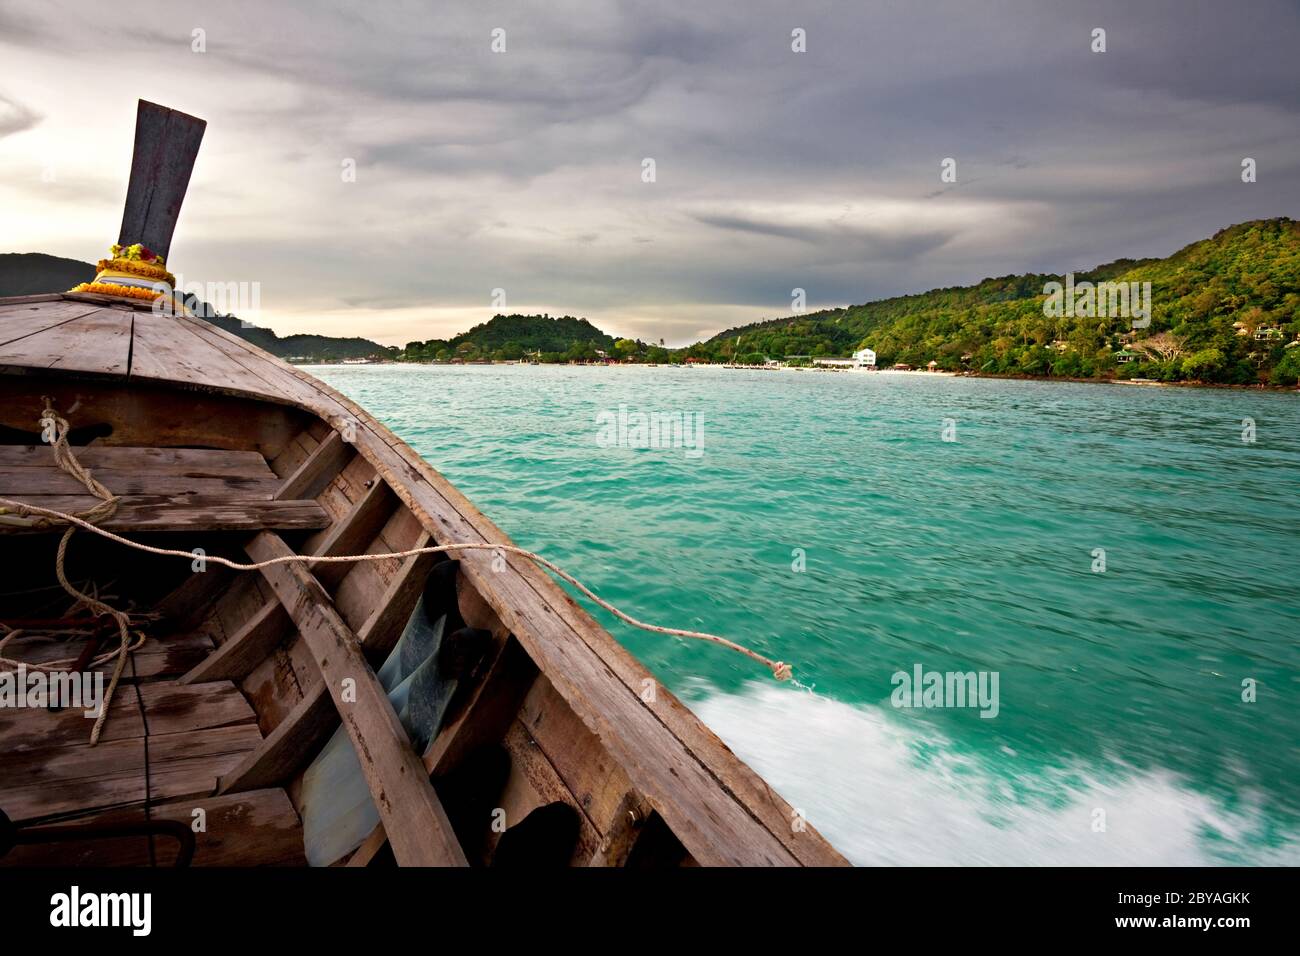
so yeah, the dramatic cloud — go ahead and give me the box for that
[1,0,1298,344]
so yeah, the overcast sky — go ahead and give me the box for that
[2,0,1298,345]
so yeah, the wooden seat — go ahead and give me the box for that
[0,445,329,533]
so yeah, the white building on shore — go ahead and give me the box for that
[812,348,876,369]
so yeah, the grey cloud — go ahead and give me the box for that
[691,211,955,262]
[0,92,40,139]
[3,0,1299,347]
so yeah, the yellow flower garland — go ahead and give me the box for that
[69,281,166,303]
[67,242,179,305]
[95,257,176,286]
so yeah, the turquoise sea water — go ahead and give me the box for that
[309,364,1299,865]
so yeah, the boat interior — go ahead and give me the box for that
[0,375,697,866]
[0,294,845,868]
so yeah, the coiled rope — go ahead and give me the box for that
[0,404,791,744]
[0,401,143,744]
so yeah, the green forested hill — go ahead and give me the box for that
[686,218,1300,385]
[401,313,618,362]
[198,314,395,361]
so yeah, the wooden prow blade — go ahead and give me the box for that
[116,100,206,263]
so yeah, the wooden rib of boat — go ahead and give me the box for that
[0,102,846,867]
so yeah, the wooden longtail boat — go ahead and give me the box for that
[0,102,846,867]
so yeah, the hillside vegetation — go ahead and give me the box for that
[683,218,1300,385]
[198,314,395,362]
[400,313,620,362]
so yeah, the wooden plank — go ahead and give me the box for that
[174,315,843,864]
[178,600,288,685]
[350,532,438,654]
[217,686,335,795]
[0,736,145,825]
[219,538,439,790]
[241,531,467,866]
[0,723,261,824]
[146,724,264,806]
[0,495,329,533]
[0,303,103,346]
[0,293,68,309]
[179,480,397,686]
[0,789,304,868]
[0,444,276,479]
[137,680,256,736]
[518,675,637,832]
[0,378,307,463]
[117,101,206,263]
[156,789,303,866]
[277,429,350,500]
[0,308,132,376]
[130,311,294,400]
[0,467,279,498]
[10,629,213,681]
[308,479,394,590]
[0,680,254,755]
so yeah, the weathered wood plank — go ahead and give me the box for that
[178,600,288,685]
[518,675,637,834]
[495,720,601,864]
[117,101,206,263]
[0,444,277,479]
[277,429,350,500]
[217,684,334,795]
[0,495,329,533]
[307,479,394,590]
[0,309,132,376]
[0,293,69,309]
[145,724,265,806]
[180,480,398,686]
[0,737,146,825]
[0,789,304,868]
[0,680,254,755]
[0,467,279,498]
[241,531,467,866]
[219,538,439,791]
[0,723,262,824]
[9,629,214,681]
[350,532,439,656]
[0,303,103,346]
[587,791,654,867]
[130,311,294,400]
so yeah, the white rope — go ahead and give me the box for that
[0,495,792,682]
[0,402,140,743]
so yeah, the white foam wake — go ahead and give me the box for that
[690,682,1299,866]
